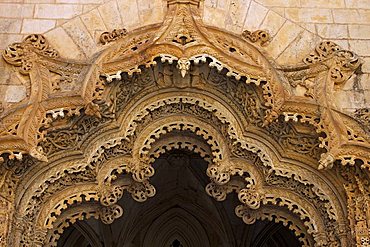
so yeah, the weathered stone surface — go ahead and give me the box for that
[63,17,97,57]
[259,10,286,37]
[0,19,22,34]
[285,8,333,23]
[21,19,56,34]
[117,0,141,29]
[34,4,83,19]
[243,1,268,30]
[4,85,26,103]
[333,9,370,24]
[316,24,348,39]
[0,3,34,18]
[44,27,86,59]
[267,21,304,59]
[349,24,370,39]
[349,40,370,56]
[98,1,123,30]
[0,34,23,50]
[276,30,320,64]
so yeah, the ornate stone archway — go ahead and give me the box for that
[0,0,369,246]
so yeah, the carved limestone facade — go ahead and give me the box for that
[0,0,369,246]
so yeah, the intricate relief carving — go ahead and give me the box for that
[0,1,368,246]
[2,34,58,74]
[99,204,123,224]
[100,28,128,44]
[44,206,100,246]
[354,108,370,133]
[242,30,270,46]
[303,41,361,85]
[339,166,370,246]
[284,40,361,103]
[99,184,124,206]
[238,187,262,209]
[127,180,156,202]
[266,116,324,159]
[235,205,312,246]
[205,178,244,202]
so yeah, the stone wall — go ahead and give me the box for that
[0,0,369,113]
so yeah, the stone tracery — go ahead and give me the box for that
[0,0,368,246]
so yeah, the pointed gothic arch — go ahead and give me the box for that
[0,0,369,246]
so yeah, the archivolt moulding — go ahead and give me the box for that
[0,0,368,246]
[6,85,347,246]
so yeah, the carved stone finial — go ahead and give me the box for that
[242,30,270,46]
[100,28,128,44]
[2,34,58,74]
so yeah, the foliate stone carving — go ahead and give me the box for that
[235,205,312,246]
[265,171,337,221]
[206,165,234,185]
[285,41,361,100]
[127,180,156,202]
[100,28,128,44]
[38,67,156,157]
[2,34,58,74]
[44,206,100,246]
[266,116,324,160]
[205,178,245,202]
[303,41,361,85]
[99,204,123,224]
[339,166,370,246]
[238,188,262,210]
[103,70,122,83]
[0,1,368,246]
[242,30,270,46]
[354,108,370,132]
[318,152,335,170]
[99,184,124,207]
[235,205,259,225]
